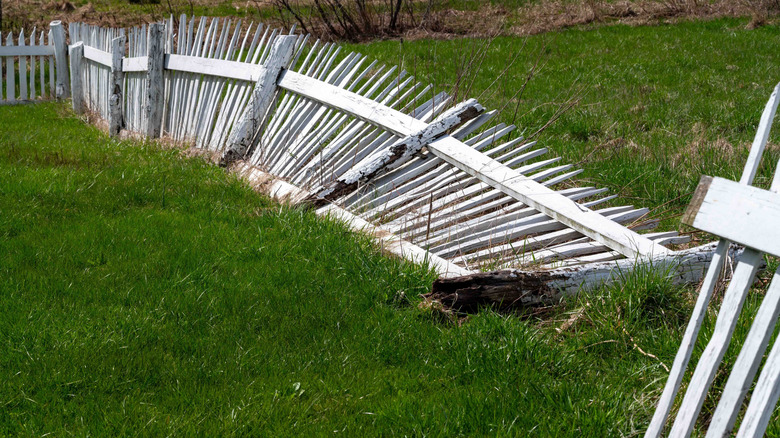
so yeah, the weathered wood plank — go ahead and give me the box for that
[426,243,748,311]
[145,23,165,138]
[220,35,297,166]
[307,99,484,205]
[108,35,125,136]
[50,21,69,98]
[69,42,84,113]
[122,56,148,72]
[682,176,780,256]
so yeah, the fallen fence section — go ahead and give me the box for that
[64,15,730,299]
[0,21,68,104]
[645,83,780,438]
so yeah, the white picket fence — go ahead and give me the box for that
[0,21,68,103]
[65,15,699,280]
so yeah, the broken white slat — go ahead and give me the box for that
[50,21,69,98]
[69,42,84,113]
[278,70,668,259]
[221,35,297,165]
[646,82,780,438]
[6,33,15,102]
[145,23,165,138]
[108,36,125,136]
[19,30,27,100]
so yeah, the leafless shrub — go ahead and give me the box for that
[741,0,780,27]
[272,0,427,41]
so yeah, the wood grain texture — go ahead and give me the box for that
[50,21,69,98]
[686,176,780,256]
[145,23,165,138]
[69,42,84,113]
[220,35,297,166]
[308,99,484,205]
[108,35,125,136]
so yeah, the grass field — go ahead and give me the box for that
[348,17,780,231]
[0,100,711,436]
[3,17,780,436]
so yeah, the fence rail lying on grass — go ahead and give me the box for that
[0,21,68,104]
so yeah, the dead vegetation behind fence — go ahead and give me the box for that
[2,0,780,40]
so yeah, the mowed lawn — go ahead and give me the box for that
[2,17,780,436]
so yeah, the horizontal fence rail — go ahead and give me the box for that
[64,15,696,280]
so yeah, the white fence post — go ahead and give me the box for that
[109,35,125,137]
[220,35,297,167]
[145,23,165,138]
[69,42,84,114]
[50,21,69,99]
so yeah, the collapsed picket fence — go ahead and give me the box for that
[1,17,734,304]
[61,15,721,298]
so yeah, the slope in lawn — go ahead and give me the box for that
[0,103,769,434]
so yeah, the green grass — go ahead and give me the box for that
[347,17,780,230]
[4,18,780,436]
[1,101,761,436]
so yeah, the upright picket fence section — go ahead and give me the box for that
[66,15,714,287]
[0,21,67,104]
